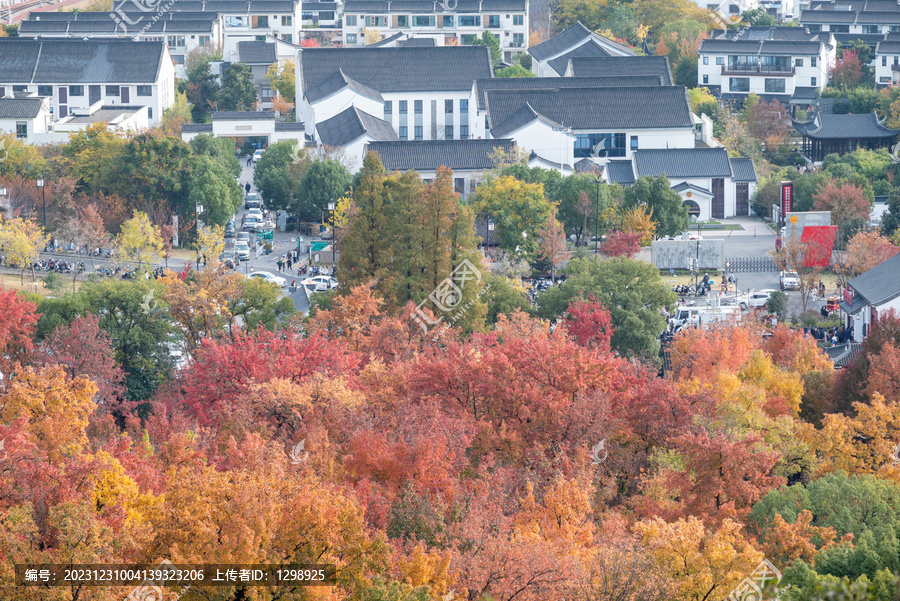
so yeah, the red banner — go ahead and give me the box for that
[844,288,853,304]
[800,225,836,267]
[781,181,793,216]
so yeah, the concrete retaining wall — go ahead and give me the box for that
[651,239,725,270]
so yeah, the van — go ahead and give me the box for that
[739,289,777,310]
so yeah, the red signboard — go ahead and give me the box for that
[800,225,836,267]
[781,181,793,216]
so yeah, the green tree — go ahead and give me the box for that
[116,211,165,270]
[265,58,296,103]
[218,63,257,111]
[673,56,698,87]
[547,174,611,246]
[495,64,536,78]
[339,153,393,291]
[160,90,192,136]
[623,175,689,238]
[482,273,531,323]
[472,31,501,64]
[190,133,241,178]
[253,140,311,211]
[185,53,219,122]
[296,159,352,220]
[187,156,243,226]
[472,175,554,259]
[741,8,777,26]
[602,4,644,45]
[227,278,297,332]
[537,256,677,360]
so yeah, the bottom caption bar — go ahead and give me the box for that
[15,564,337,586]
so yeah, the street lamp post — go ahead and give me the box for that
[592,178,602,255]
[36,171,45,230]
[327,199,335,273]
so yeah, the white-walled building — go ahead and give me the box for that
[875,33,900,87]
[180,110,307,145]
[840,253,900,341]
[484,85,697,169]
[528,22,636,77]
[690,0,759,22]
[697,27,836,103]
[341,0,529,63]
[0,97,52,140]
[365,138,516,198]
[316,106,399,171]
[0,38,175,127]
[604,148,759,219]
[563,56,673,83]
[297,46,493,143]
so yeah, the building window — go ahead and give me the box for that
[69,85,84,96]
[346,15,357,25]
[443,15,453,26]
[461,34,477,44]
[16,121,27,138]
[148,107,153,119]
[703,56,708,65]
[716,56,724,65]
[398,15,408,26]
[460,124,468,139]
[252,15,269,28]
[168,35,186,47]
[282,33,292,42]
[414,125,423,140]
[574,133,626,158]
[413,15,434,26]
[864,25,880,33]
[765,78,785,93]
[384,100,392,119]
[811,77,817,86]
[399,126,408,140]
[729,77,749,92]
[346,34,357,44]
[795,58,803,67]
[630,135,638,151]
[703,74,709,84]
[729,4,739,13]
[445,125,453,139]
[13,85,28,93]
[38,85,52,97]
[414,100,423,114]
[199,35,210,45]
[399,100,407,114]
[513,33,524,46]
[487,15,500,28]
[513,14,523,25]
[455,177,465,193]
[884,56,889,67]
[445,99,453,113]
[106,85,120,96]
[831,24,849,32]
[281,15,291,25]
[460,99,468,113]
[811,57,817,67]
[137,85,152,96]
[172,55,185,65]
[458,15,480,26]
[366,16,387,26]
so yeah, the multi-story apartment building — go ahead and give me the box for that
[341,0,529,63]
[689,0,759,23]
[18,11,220,78]
[296,46,493,144]
[875,33,900,87]
[697,27,836,103]
[0,38,175,126]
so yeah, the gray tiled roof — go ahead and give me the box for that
[274,122,306,131]
[368,32,403,47]
[300,47,492,94]
[877,40,900,54]
[398,37,436,47]
[238,41,277,64]
[0,97,45,118]
[488,102,567,138]
[671,181,713,195]
[700,38,824,55]
[792,86,818,100]
[316,106,399,147]
[547,42,617,76]
[366,138,515,171]
[212,111,277,120]
[605,160,635,185]
[729,158,758,182]
[0,38,165,84]
[475,75,664,110]
[634,148,734,179]
[343,0,526,12]
[567,56,673,84]
[529,22,591,61]
[847,253,900,306]
[794,112,900,139]
[486,86,693,133]
[305,69,384,103]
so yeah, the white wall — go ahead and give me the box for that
[311,88,382,123]
[698,42,834,92]
[500,119,575,167]
[876,51,900,87]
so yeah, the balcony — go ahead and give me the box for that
[721,65,795,77]
[892,64,900,72]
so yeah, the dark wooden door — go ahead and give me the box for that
[736,183,749,216]
[89,85,101,105]
[121,86,130,103]
[712,178,725,219]
[58,87,67,118]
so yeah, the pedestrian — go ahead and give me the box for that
[287,256,293,271]
[245,182,251,195]
[277,257,284,272]
[247,155,252,167]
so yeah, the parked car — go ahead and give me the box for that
[247,208,263,220]
[252,149,264,164]
[780,270,800,290]
[243,217,258,231]
[249,271,287,287]
[236,231,250,244]
[224,222,235,238]
[245,193,261,210]
[301,275,338,292]
[739,289,777,310]
[235,241,251,261]
[219,251,237,269]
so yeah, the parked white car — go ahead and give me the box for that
[249,271,287,287]
[780,270,800,290]
[235,241,251,261]
[739,289,778,311]
[252,149,264,164]
[301,276,338,292]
